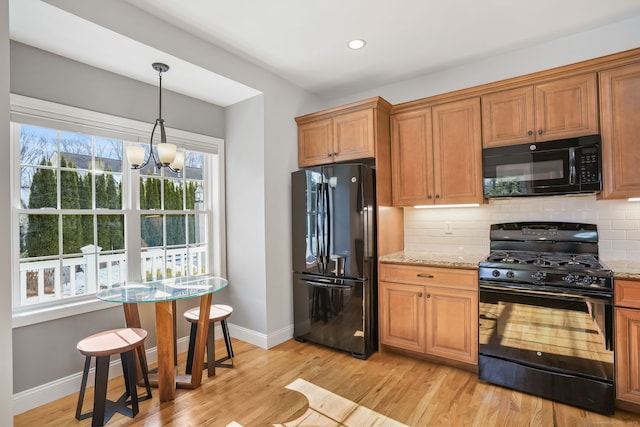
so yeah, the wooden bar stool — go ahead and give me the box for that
[184,304,234,377]
[76,328,152,427]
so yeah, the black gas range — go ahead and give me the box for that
[478,222,615,415]
[478,222,612,296]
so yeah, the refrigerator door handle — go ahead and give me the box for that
[303,279,353,289]
[299,274,367,285]
[314,180,321,265]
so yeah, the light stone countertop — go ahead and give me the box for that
[380,251,640,280]
[379,251,487,270]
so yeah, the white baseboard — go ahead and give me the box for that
[13,323,293,415]
[227,322,292,349]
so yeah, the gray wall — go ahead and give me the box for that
[1,0,14,423]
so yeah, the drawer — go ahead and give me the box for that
[615,279,640,309]
[379,263,477,290]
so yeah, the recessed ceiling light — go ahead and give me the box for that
[347,39,366,50]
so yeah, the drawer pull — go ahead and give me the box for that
[417,274,434,279]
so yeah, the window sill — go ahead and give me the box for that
[12,298,120,329]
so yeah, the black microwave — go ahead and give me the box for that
[482,135,602,198]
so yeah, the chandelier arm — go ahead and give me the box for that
[159,119,167,145]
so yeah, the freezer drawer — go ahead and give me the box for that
[293,273,376,359]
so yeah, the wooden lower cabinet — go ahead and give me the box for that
[615,308,640,405]
[615,279,640,409]
[379,281,426,353]
[425,286,478,364]
[379,263,478,365]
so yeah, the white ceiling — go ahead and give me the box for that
[9,0,640,106]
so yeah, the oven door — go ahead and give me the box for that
[479,284,614,382]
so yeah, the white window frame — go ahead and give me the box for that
[10,94,226,328]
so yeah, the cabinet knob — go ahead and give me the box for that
[538,129,544,135]
[334,152,338,156]
[417,274,434,278]
[435,194,440,199]
[427,195,433,199]
[426,293,431,298]
[527,130,533,136]
[417,292,423,298]
[328,153,333,157]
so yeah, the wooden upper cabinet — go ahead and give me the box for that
[391,109,433,206]
[432,98,483,204]
[332,109,375,163]
[599,62,640,199]
[482,73,599,148]
[481,86,535,147]
[391,97,482,206]
[297,118,333,167]
[295,97,390,168]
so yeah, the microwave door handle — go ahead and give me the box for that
[569,147,576,185]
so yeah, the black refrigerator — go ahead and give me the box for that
[291,162,377,359]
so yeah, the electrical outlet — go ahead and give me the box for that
[445,222,453,235]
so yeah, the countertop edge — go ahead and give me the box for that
[380,252,640,279]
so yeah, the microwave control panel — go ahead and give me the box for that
[577,150,600,183]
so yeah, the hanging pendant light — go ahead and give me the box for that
[126,62,185,172]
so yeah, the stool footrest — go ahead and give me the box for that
[76,391,134,423]
[203,355,234,370]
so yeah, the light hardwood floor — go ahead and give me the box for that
[15,338,640,426]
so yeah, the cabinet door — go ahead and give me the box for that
[615,308,640,405]
[432,97,483,205]
[391,109,433,206]
[425,286,478,364]
[298,118,333,167]
[379,281,426,353]
[600,63,640,199]
[481,86,535,148]
[333,109,375,162]
[534,73,599,142]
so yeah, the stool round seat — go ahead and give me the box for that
[184,304,233,323]
[77,328,147,357]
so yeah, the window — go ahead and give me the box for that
[17,124,126,307]
[11,95,225,327]
[138,150,210,282]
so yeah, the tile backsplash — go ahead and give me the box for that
[404,194,640,262]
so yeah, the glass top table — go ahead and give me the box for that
[97,274,228,402]
[96,275,228,303]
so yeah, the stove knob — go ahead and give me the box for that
[563,274,577,284]
[582,275,594,285]
[506,271,515,279]
[492,269,500,278]
[531,271,546,282]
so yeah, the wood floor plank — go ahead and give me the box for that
[14,338,640,426]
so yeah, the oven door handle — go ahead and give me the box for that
[479,283,612,301]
